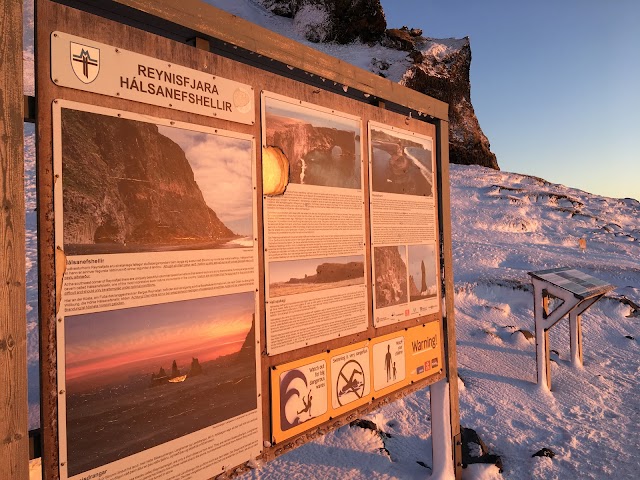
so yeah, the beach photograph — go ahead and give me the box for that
[61,107,254,255]
[269,255,365,298]
[264,96,362,189]
[63,293,257,476]
[370,126,434,197]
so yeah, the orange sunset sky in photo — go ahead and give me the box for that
[64,293,255,384]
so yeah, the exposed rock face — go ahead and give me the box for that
[238,315,256,362]
[61,109,235,250]
[409,275,419,297]
[374,246,408,308]
[258,0,386,44]
[400,37,499,169]
[187,358,203,377]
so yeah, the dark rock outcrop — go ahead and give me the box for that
[187,358,203,378]
[258,0,386,44]
[170,360,180,379]
[401,37,499,169]
[288,261,364,284]
[61,109,235,250]
[461,427,503,472]
[409,275,419,297]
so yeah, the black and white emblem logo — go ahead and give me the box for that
[70,42,100,84]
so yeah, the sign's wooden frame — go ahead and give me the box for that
[0,0,461,478]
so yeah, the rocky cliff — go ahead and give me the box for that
[266,115,360,188]
[61,109,235,251]
[399,35,499,169]
[258,0,386,44]
[374,246,408,308]
[256,0,498,170]
[288,261,364,284]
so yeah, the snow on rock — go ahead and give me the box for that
[293,4,331,43]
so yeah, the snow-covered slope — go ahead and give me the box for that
[234,165,638,480]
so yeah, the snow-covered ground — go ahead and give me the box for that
[228,165,639,480]
[24,1,638,478]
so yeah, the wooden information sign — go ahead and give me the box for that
[23,0,462,478]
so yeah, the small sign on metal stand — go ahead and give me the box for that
[528,267,614,390]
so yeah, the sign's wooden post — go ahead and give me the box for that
[434,119,461,479]
[0,0,29,478]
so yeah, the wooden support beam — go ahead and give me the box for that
[0,0,29,478]
[435,120,462,478]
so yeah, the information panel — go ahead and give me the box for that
[53,101,262,480]
[270,322,442,443]
[262,92,369,355]
[368,122,441,326]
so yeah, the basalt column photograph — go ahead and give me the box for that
[60,108,254,255]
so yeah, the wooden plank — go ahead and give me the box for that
[110,0,449,121]
[435,120,462,478]
[0,0,29,478]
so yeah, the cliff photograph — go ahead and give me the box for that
[61,108,254,255]
[264,96,362,189]
[63,293,257,476]
[408,243,438,301]
[373,246,408,309]
[370,127,433,197]
[269,255,365,297]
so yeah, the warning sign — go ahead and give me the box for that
[330,346,370,409]
[406,322,442,382]
[278,360,328,432]
[372,336,405,391]
[270,355,330,442]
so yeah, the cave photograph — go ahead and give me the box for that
[60,107,254,255]
[268,254,365,298]
[263,94,362,190]
[62,292,257,476]
[370,125,434,197]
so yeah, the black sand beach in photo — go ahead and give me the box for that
[63,294,257,476]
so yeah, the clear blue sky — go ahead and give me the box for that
[382,0,640,201]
